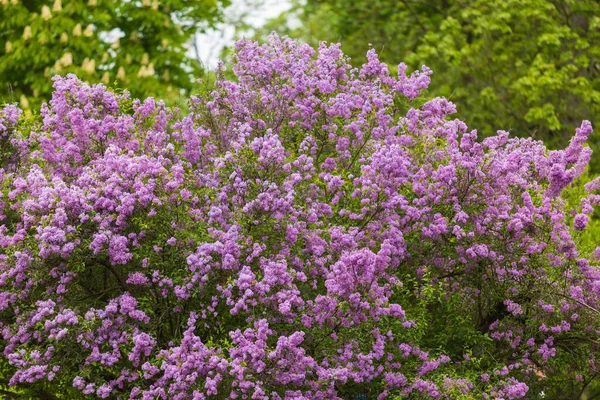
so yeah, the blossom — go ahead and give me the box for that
[83,25,93,37]
[574,213,589,230]
[40,5,52,20]
[22,26,32,40]
[59,52,73,67]
[72,23,82,36]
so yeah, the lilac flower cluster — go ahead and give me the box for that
[0,34,599,398]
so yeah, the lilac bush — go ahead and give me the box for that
[1,34,600,399]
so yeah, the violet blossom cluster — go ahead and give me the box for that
[0,34,599,399]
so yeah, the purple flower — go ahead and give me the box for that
[574,213,589,230]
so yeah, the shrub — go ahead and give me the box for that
[0,34,599,399]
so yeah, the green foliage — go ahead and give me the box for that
[0,0,230,109]
[266,0,600,166]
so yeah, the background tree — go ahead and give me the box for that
[1,35,600,399]
[264,0,600,164]
[0,0,230,109]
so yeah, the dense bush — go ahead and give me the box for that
[1,35,600,398]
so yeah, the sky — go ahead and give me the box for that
[194,0,293,68]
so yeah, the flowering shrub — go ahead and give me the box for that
[1,34,600,399]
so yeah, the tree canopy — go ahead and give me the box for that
[0,0,230,109]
